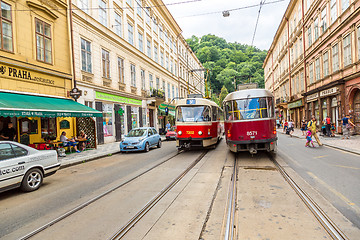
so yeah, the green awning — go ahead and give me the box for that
[0,92,102,117]
[158,103,175,116]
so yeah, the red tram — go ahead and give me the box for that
[175,97,224,150]
[223,89,277,154]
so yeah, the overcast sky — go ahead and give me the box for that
[162,0,291,50]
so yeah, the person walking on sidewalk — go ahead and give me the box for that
[307,116,322,146]
[325,116,331,137]
[301,118,307,135]
[342,114,355,139]
[283,119,288,132]
[288,119,295,137]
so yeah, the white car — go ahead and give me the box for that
[0,141,60,193]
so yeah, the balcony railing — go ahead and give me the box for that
[147,89,165,100]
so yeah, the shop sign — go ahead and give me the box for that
[95,91,142,106]
[0,63,61,86]
[158,103,175,111]
[288,99,303,109]
[320,87,338,97]
[69,87,82,100]
[306,93,318,102]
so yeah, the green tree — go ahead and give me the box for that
[218,86,229,107]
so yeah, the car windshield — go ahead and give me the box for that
[176,106,211,122]
[127,129,146,137]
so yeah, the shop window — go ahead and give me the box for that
[131,107,138,129]
[19,118,38,134]
[103,103,113,137]
[59,119,70,129]
[42,118,57,140]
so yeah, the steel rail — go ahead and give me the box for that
[19,151,183,240]
[109,151,208,240]
[224,154,238,240]
[269,154,349,240]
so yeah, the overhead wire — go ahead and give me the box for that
[251,0,266,46]
[178,0,285,18]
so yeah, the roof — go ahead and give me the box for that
[223,89,274,102]
[176,98,220,108]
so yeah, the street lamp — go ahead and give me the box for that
[222,11,230,17]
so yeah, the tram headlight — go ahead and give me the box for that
[198,131,203,136]
[178,131,182,136]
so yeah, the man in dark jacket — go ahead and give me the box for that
[0,122,17,141]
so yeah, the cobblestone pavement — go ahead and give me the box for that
[279,127,360,155]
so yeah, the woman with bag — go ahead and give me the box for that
[342,114,355,139]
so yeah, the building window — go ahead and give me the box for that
[330,0,337,24]
[323,51,329,77]
[114,12,122,37]
[296,75,300,94]
[156,77,159,89]
[307,26,312,47]
[160,51,164,66]
[149,74,153,89]
[154,46,158,63]
[99,0,107,26]
[138,32,143,52]
[146,39,151,58]
[145,7,151,25]
[321,7,327,33]
[135,0,142,17]
[81,38,92,72]
[126,0,133,7]
[343,34,352,66]
[342,0,349,13]
[314,18,319,41]
[170,60,173,73]
[166,55,169,70]
[36,19,52,63]
[300,72,304,91]
[315,58,320,81]
[172,85,174,98]
[309,63,314,84]
[78,0,88,13]
[130,64,136,87]
[141,69,145,90]
[358,26,360,60]
[128,23,134,45]
[102,49,110,78]
[118,57,124,83]
[167,82,170,99]
[162,80,165,96]
[159,24,163,40]
[0,1,12,52]
[332,43,339,72]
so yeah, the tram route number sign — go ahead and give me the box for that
[186,99,196,105]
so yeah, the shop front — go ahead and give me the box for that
[346,76,360,134]
[0,91,102,148]
[93,91,143,144]
[288,99,304,128]
[158,103,175,134]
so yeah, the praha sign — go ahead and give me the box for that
[0,64,55,85]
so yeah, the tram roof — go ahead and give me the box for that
[176,98,220,108]
[223,89,273,102]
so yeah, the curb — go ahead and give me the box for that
[279,132,360,155]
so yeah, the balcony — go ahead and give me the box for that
[147,89,165,104]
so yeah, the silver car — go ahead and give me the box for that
[0,141,60,193]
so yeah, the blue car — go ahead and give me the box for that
[120,127,162,152]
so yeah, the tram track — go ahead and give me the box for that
[108,150,208,240]
[19,150,185,240]
[268,153,349,240]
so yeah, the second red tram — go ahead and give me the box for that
[175,97,224,150]
[223,89,277,154]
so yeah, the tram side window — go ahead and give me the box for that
[212,106,217,121]
[267,97,274,118]
[224,101,233,120]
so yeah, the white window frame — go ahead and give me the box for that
[118,57,124,83]
[130,64,136,87]
[114,12,122,37]
[343,34,352,66]
[332,43,339,72]
[323,51,329,77]
[128,23,134,45]
[330,0,337,24]
[138,32,143,52]
[99,0,107,27]
[81,38,92,73]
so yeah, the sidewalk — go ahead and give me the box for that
[279,127,360,155]
[59,135,167,168]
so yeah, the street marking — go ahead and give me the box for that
[307,171,360,213]
[277,148,301,167]
[333,165,360,170]
[313,155,328,159]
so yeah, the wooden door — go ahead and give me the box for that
[354,90,360,134]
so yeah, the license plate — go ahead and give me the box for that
[127,146,135,149]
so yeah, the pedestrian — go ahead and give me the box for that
[301,118,307,135]
[166,121,171,132]
[305,130,315,147]
[288,119,294,137]
[283,119,288,132]
[307,115,322,146]
[325,116,331,137]
[341,114,355,139]
[276,119,280,128]
[0,122,17,141]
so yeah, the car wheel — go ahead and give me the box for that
[21,168,43,192]
[157,140,162,148]
[145,142,150,152]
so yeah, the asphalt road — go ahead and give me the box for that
[277,133,360,228]
[0,141,177,239]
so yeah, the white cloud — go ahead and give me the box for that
[162,0,290,50]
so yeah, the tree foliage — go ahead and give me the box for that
[186,34,267,99]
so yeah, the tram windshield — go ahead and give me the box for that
[224,97,274,120]
[176,106,211,122]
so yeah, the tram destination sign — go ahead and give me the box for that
[186,99,196,105]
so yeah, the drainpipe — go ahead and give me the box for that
[69,0,77,94]
[302,0,308,118]
[287,18,292,100]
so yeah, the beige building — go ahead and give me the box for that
[72,0,204,143]
[264,0,360,133]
